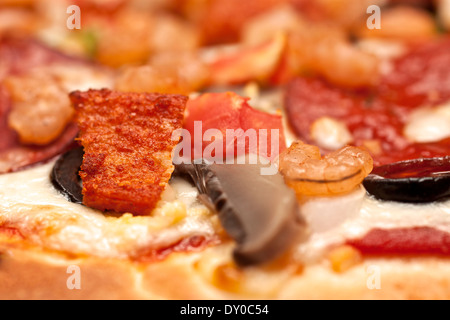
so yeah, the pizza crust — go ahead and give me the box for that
[279,257,450,300]
[2,239,450,300]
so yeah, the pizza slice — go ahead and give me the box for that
[0,0,449,301]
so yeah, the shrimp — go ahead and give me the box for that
[242,4,381,88]
[0,8,38,37]
[291,0,386,30]
[355,6,438,43]
[305,32,381,88]
[276,23,381,88]
[114,52,210,95]
[3,70,73,146]
[279,141,373,197]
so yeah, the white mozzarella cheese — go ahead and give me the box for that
[404,103,450,143]
[310,117,354,151]
[0,160,216,259]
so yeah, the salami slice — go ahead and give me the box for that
[284,77,409,159]
[379,36,450,108]
[347,227,450,256]
[284,36,450,166]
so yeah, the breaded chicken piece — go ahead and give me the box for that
[70,89,187,215]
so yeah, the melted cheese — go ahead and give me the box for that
[1,159,449,264]
[1,86,450,264]
[404,103,450,143]
[310,117,353,151]
[0,160,216,259]
[296,191,450,263]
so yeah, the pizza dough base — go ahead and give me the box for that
[1,240,450,300]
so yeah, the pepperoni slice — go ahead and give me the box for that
[379,36,450,108]
[284,37,450,167]
[284,77,409,155]
[347,227,450,256]
[374,138,450,166]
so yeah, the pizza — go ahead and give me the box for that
[0,0,450,301]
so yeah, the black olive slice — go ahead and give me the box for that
[50,147,84,204]
[363,157,450,203]
[175,161,308,267]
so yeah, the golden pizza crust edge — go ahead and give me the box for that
[2,240,450,300]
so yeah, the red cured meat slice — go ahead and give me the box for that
[347,227,450,256]
[284,77,409,157]
[284,37,450,166]
[379,37,450,108]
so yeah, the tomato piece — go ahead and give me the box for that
[183,92,286,162]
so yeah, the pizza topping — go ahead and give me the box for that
[71,89,188,216]
[115,52,210,95]
[271,18,381,88]
[310,116,353,151]
[50,147,83,204]
[3,71,74,145]
[301,186,366,234]
[0,160,219,260]
[182,91,286,162]
[354,5,437,44]
[327,245,362,273]
[347,227,450,256]
[284,77,410,159]
[403,103,450,143]
[0,226,23,240]
[0,121,79,174]
[279,141,373,197]
[0,37,113,174]
[0,36,86,78]
[373,138,450,167]
[205,32,286,86]
[363,157,450,203]
[283,37,450,167]
[135,235,218,263]
[379,36,450,108]
[284,75,450,167]
[174,159,307,267]
[195,0,282,45]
